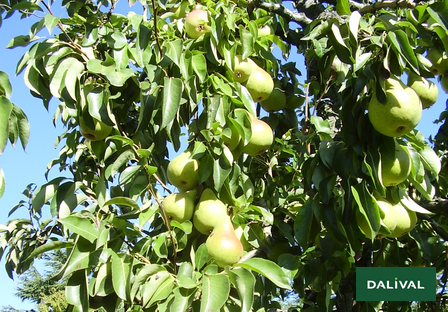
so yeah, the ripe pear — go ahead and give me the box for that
[232,55,253,83]
[426,48,448,75]
[244,64,274,102]
[239,115,273,156]
[206,215,244,267]
[260,79,286,112]
[79,116,113,141]
[193,188,228,235]
[162,189,197,224]
[368,78,422,137]
[381,141,412,187]
[167,151,199,191]
[184,9,210,39]
[407,72,439,109]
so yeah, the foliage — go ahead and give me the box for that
[0,0,447,311]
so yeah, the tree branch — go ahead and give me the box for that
[358,0,417,15]
[248,0,312,27]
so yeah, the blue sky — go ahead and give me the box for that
[0,1,447,310]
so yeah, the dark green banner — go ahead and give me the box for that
[356,267,436,301]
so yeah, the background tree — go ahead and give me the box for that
[0,0,447,311]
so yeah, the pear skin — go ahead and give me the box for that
[193,188,228,235]
[167,151,199,191]
[206,216,244,267]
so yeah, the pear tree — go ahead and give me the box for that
[1,0,448,311]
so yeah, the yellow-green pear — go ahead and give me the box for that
[162,189,197,224]
[232,55,253,83]
[193,188,228,235]
[376,196,397,235]
[244,64,274,102]
[407,72,439,109]
[79,116,113,141]
[391,203,417,238]
[206,215,244,267]
[184,9,210,39]
[426,48,448,75]
[381,141,412,187]
[368,78,422,137]
[239,115,273,156]
[167,151,199,191]
[260,79,286,112]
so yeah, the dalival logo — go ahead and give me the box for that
[367,277,425,290]
[356,267,435,301]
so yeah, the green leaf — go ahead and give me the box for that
[349,11,361,43]
[108,148,136,178]
[352,184,381,234]
[191,54,207,84]
[200,274,230,312]
[195,244,209,271]
[142,271,171,308]
[165,39,183,66]
[329,23,353,64]
[111,251,132,301]
[24,240,74,263]
[44,14,60,34]
[418,145,441,175]
[0,96,13,154]
[58,215,99,243]
[31,177,66,214]
[66,269,89,312]
[336,0,351,15]
[240,26,254,60]
[387,30,419,73]
[65,58,85,100]
[228,268,255,312]
[49,57,79,98]
[0,71,12,98]
[161,77,183,129]
[103,197,140,211]
[146,275,175,307]
[235,258,292,290]
[170,287,196,312]
[6,35,38,49]
[11,104,30,151]
[294,200,313,247]
[130,264,166,300]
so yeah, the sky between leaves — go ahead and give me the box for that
[0,1,447,310]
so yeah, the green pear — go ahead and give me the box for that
[232,55,253,83]
[79,116,113,141]
[244,64,274,102]
[391,203,417,238]
[162,189,197,224]
[206,215,244,267]
[239,115,273,156]
[407,72,439,109]
[426,48,448,75]
[193,188,228,235]
[257,25,273,37]
[260,79,286,112]
[184,9,210,39]
[381,140,412,187]
[368,78,422,137]
[167,151,199,191]
[376,196,397,235]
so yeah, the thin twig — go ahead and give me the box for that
[151,0,163,59]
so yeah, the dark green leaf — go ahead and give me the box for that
[0,71,12,98]
[66,270,89,312]
[103,197,140,211]
[228,268,255,312]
